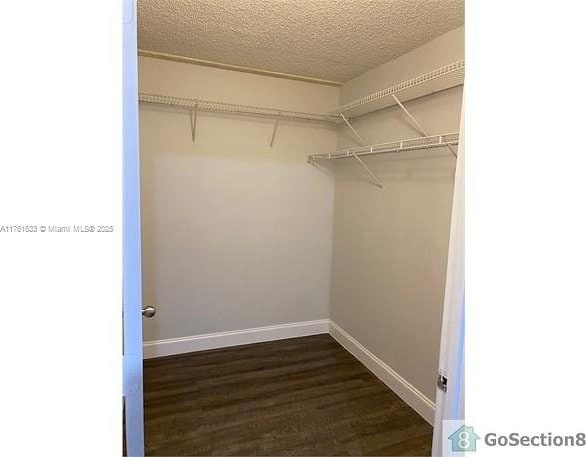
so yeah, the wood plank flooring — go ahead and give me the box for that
[144,334,432,456]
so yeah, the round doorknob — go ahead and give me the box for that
[142,306,156,318]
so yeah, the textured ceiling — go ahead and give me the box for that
[138,0,464,83]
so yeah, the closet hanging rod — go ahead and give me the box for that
[308,133,459,162]
[139,93,342,124]
[335,60,465,118]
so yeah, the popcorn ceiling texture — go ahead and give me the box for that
[138,0,464,83]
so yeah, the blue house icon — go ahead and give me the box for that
[448,425,480,452]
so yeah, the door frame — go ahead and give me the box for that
[122,0,144,455]
[431,92,465,455]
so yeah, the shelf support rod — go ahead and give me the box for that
[392,95,457,158]
[340,113,383,188]
[189,107,197,142]
[392,94,427,137]
[269,119,279,147]
[340,112,366,146]
[352,150,385,189]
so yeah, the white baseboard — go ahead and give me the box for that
[329,320,436,424]
[143,319,329,359]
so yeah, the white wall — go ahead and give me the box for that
[330,26,464,402]
[138,57,339,342]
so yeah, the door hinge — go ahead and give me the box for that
[437,370,448,392]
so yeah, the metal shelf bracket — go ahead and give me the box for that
[353,149,385,189]
[339,113,384,189]
[269,119,279,147]
[189,107,197,142]
[340,112,366,146]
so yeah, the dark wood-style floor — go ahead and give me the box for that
[144,334,432,456]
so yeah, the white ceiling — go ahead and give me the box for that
[138,0,464,83]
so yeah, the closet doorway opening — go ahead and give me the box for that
[123,1,465,456]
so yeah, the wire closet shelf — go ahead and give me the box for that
[308,133,459,163]
[139,60,464,124]
[138,60,464,157]
[138,93,341,124]
[335,60,464,118]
